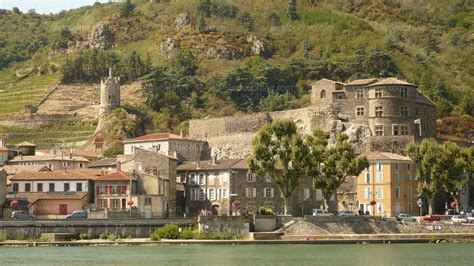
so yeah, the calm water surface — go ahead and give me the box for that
[0,243,472,265]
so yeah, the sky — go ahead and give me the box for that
[0,0,118,14]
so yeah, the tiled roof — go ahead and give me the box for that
[415,91,436,106]
[368,77,416,87]
[346,78,378,86]
[177,159,242,171]
[2,165,50,175]
[364,152,412,162]
[88,158,117,168]
[8,155,89,163]
[16,141,36,147]
[0,146,9,152]
[310,78,344,86]
[96,171,134,181]
[11,169,103,181]
[123,133,205,143]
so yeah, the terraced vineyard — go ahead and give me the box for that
[0,120,96,149]
[0,69,61,116]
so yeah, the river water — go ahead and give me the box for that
[0,243,472,265]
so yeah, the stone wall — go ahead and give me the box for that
[197,215,250,234]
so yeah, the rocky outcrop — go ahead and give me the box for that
[246,35,267,56]
[160,37,179,58]
[88,23,114,50]
[174,13,191,30]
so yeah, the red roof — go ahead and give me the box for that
[123,133,204,143]
[11,169,103,181]
[96,171,134,181]
[0,146,8,152]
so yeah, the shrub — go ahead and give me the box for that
[179,228,194,239]
[108,234,117,241]
[16,234,27,241]
[151,224,180,240]
[99,233,109,240]
[79,233,94,240]
[0,233,6,242]
[254,207,274,215]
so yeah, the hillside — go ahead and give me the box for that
[0,0,472,148]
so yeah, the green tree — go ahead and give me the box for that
[120,0,135,16]
[197,0,213,17]
[248,119,308,215]
[405,139,465,214]
[238,12,254,31]
[287,0,299,21]
[198,15,207,34]
[304,130,368,212]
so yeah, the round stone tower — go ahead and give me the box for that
[367,78,418,137]
[99,68,120,116]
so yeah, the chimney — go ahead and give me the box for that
[116,160,121,172]
[211,154,217,165]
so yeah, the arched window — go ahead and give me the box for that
[320,90,326,98]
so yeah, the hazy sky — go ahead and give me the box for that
[0,0,117,14]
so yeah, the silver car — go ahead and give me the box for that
[11,211,35,220]
[396,213,416,222]
[337,211,357,216]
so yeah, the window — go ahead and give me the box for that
[356,89,364,99]
[335,93,343,100]
[375,125,384,136]
[365,187,371,200]
[49,183,55,192]
[315,189,323,200]
[199,189,206,201]
[395,163,400,170]
[395,187,401,199]
[320,90,326,98]
[400,106,408,117]
[264,188,274,198]
[222,189,228,198]
[223,172,229,183]
[189,174,197,185]
[304,189,310,200]
[37,183,43,192]
[407,187,413,200]
[376,162,383,171]
[400,87,408,98]
[25,183,31,192]
[375,106,383,117]
[112,186,118,195]
[76,183,82,192]
[395,172,400,182]
[393,125,399,136]
[246,187,257,198]
[407,203,413,213]
[145,197,152,206]
[376,187,383,199]
[376,172,383,183]
[365,172,371,183]
[199,174,206,185]
[79,163,84,168]
[407,172,412,182]
[246,172,256,182]
[191,188,199,201]
[401,125,409,135]
[375,88,383,98]
[64,183,70,192]
[112,199,119,208]
[208,189,215,200]
[407,163,412,171]
[356,107,364,116]
[13,183,19,192]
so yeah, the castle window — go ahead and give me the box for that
[356,89,364,99]
[335,93,344,100]
[375,88,383,98]
[320,90,326,98]
[401,125,409,135]
[375,125,384,136]
[400,87,408,98]
[393,125,399,136]
[400,106,408,117]
[375,106,383,117]
[356,107,364,116]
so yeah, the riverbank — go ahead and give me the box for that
[1,233,474,247]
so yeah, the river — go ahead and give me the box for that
[0,243,472,265]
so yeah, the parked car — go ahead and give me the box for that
[66,210,87,219]
[396,213,416,222]
[451,215,468,223]
[312,209,334,216]
[420,215,441,222]
[11,211,35,220]
[337,211,357,217]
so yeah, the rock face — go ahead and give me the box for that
[246,35,266,56]
[174,13,191,30]
[89,23,114,50]
[160,37,179,58]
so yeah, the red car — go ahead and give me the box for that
[421,215,441,222]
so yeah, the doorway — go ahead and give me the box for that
[59,204,68,215]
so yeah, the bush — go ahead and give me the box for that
[254,207,274,215]
[178,228,194,239]
[79,233,94,240]
[151,224,180,240]
[99,233,109,240]
[0,233,6,242]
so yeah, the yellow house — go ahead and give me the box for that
[356,152,418,217]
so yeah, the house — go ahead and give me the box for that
[356,152,418,217]
[88,158,117,170]
[117,148,178,218]
[37,148,103,162]
[122,133,207,162]
[94,167,136,212]
[2,165,51,186]
[8,169,102,216]
[7,154,89,171]
[177,158,322,216]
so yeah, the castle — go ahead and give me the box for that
[189,77,437,159]
[99,68,121,117]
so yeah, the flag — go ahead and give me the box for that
[414,118,421,124]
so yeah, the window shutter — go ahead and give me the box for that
[96,186,100,195]
[253,188,257,198]
[271,188,274,198]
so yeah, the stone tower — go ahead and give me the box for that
[99,68,120,116]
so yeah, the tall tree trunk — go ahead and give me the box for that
[283,196,290,216]
[427,195,434,215]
